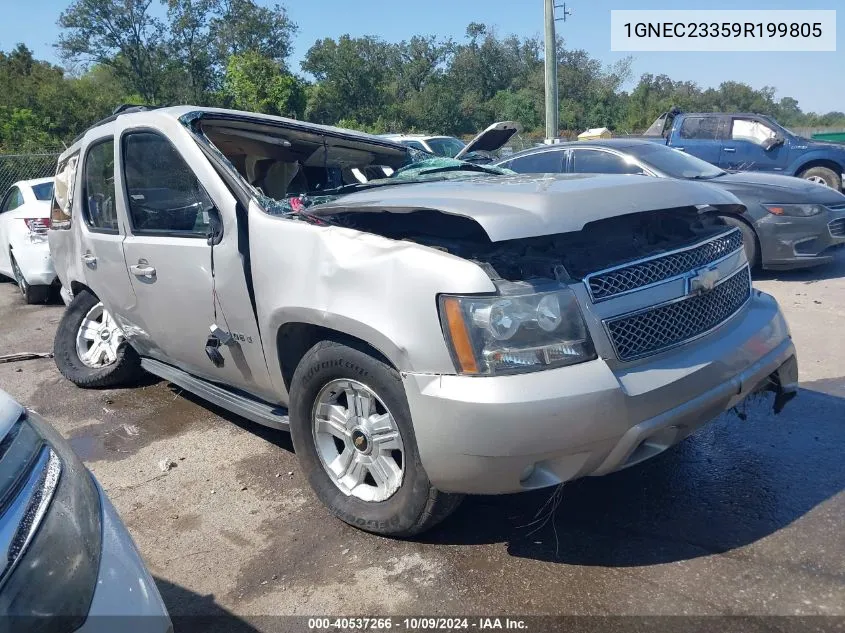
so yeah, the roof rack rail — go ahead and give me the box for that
[70,104,165,145]
[111,104,163,116]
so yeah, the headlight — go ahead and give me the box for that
[0,411,101,629]
[764,204,823,217]
[439,287,596,375]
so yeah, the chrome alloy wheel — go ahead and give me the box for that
[806,175,829,186]
[311,379,405,502]
[75,302,124,368]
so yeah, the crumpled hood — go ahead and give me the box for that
[715,171,845,204]
[312,173,745,241]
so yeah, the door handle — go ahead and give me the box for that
[129,260,156,279]
[674,147,684,151]
[723,147,736,153]
[81,253,97,266]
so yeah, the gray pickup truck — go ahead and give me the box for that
[48,106,798,536]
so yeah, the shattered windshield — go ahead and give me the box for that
[184,112,513,217]
[258,156,513,215]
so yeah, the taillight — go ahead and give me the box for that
[23,218,51,232]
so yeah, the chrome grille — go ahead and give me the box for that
[586,229,744,301]
[829,218,845,238]
[826,202,845,211]
[605,267,751,361]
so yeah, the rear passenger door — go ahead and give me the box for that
[672,115,725,165]
[501,149,565,174]
[115,122,275,398]
[75,134,138,321]
[0,187,25,275]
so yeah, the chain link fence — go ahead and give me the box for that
[0,153,60,196]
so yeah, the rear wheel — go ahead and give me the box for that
[288,340,462,536]
[798,166,841,190]
[719,216,760,270]
[53,289,144,388]
[11,254,50,304]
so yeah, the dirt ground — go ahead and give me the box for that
[0,253,843,630]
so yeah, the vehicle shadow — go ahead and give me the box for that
[165,384,294,453]
[755,246,845,282]
[155,576,262,633]
[421,382,845,567]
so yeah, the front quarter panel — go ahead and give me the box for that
[248,204,497,399]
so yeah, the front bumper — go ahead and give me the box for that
[11,238,57,286]
[758,207,845,270]
[76,482,171,633]
[404,290,796,495]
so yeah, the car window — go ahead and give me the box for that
[122,131,213,237]
[1,187,23,213]
[31,182,54,201]
[505,150,563,174]
[400,139,428,152]
[425,137,466,158]
[679,116,721,140]
[731,118,776,145]
[572,149,644,175]
[82,139,119,232]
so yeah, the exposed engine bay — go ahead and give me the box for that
[322,206,730,282]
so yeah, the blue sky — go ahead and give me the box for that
[2,0,843,113]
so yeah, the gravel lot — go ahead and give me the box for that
[0,253,843,630]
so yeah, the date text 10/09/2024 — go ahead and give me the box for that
[307,618,528,630]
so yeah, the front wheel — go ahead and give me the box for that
[53,289,145,388]
[11,254,50,304]
[798,166,841,190]
[719,215,760,270]
[288,340,462,537]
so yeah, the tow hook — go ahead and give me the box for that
[771,356,799,414]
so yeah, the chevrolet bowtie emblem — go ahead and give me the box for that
[688,266,721,295]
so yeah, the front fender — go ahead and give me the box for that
[268,307,415,376]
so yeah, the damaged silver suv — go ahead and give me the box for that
[48,106,798,536]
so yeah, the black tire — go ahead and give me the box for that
[798,166,841,190]
[719,215,760,270]
[288,340,462,537]
[11,254,50,305]
[53,289,145,388]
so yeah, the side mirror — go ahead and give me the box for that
[206,207,223,246]
[764,135,785,151]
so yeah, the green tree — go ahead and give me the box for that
[224,51,305,117]
[210,0,297,67]
[302,35,396,126]
[57,0,167,103]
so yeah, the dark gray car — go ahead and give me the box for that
[494,140,845,270]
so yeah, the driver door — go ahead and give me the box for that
[720,117,788,172]
[113,119,275,400]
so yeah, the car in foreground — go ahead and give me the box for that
[494,139,845,270]
[381,120,520,162]
[0,389,170,631]
[0,177,59,303]
[48,105,797,536]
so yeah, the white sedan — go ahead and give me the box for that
[0,177,57,303]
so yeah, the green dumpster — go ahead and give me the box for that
[812,131,845,143]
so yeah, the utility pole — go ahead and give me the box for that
[544,1,571,143]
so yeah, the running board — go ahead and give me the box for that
[140,358,289,430]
